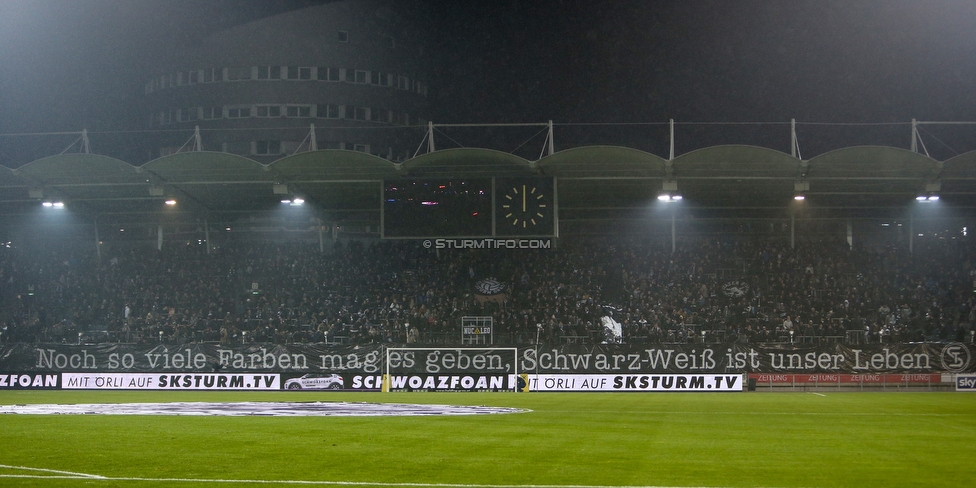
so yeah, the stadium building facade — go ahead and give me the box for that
[141,1,428,163]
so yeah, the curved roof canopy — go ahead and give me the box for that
[0,145,970,229]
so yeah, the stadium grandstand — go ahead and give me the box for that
[1,121,976,351]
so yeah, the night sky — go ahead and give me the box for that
[2,0,976,156]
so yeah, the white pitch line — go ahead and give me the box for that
[0,471,732,488]
[808,392,826,397]
[0,464,106,479]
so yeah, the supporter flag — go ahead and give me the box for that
[722,281,750,297]
[474,277,507,305]
[600,306,623,344]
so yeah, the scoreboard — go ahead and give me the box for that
[382,177,556,238]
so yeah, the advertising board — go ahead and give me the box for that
[527,374,742,392]
[955,374,976,391]
[61,373,280,390]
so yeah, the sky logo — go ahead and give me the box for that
[956,375,976,391]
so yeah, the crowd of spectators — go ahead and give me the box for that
[0,234,974,347]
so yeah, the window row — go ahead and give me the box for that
[145,66,426,96]
[158,140,411,162]
[152,104,421,127]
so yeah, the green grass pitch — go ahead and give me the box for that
[1,391,974,487]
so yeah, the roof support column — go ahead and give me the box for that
[669,119,675,160]
[910,119,930,156]
[539,120,555,159]
[60,130,91,154]
[791,119,801,159]
[547,120,555,156]
[911,119,917,153]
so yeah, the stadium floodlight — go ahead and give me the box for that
[164,199,177,205]
[793,181,809,202]
[42,201,65,209]
[659,180,681,202]
[657,193,682,202]
[917,182,940,202]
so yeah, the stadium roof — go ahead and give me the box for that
[0,145,970,229]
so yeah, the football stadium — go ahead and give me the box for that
[2,1,976,487]
[3,127,976,488]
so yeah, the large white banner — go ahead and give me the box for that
[528,374,742,392]
[61,373,280,390]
